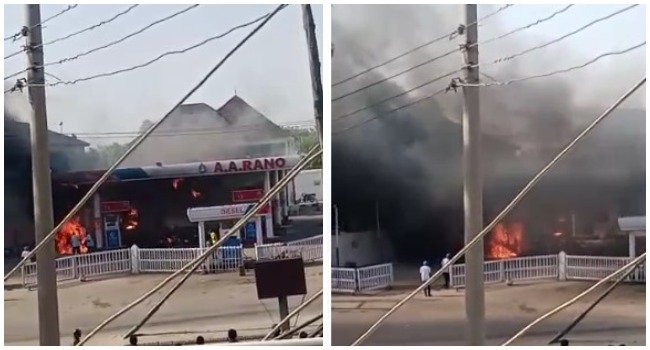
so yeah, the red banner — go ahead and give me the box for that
[101,201,131,213]
[232,189,264,203]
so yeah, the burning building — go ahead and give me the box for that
[10,96,303,255]
[331,5,645,265]
[5,115,90,253]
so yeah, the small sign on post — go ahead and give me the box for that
[254,257,307,332]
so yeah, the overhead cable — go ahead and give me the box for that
[332,86,450,135]
[481,4,639,66]
[40,5,200,68]
[331,4,513,87]
[25,10,275,88]
[462,42,645,87]
[333,68,462,121]
[4,4,78,42]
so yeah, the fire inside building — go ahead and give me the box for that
[7,96,311,256]
[332,107,645,266]
[54,156,299,253]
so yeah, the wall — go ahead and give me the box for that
[332,230,390,267]
[292,169,323,202]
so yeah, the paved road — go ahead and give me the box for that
[332,281,645,346]
[5,266,323,346]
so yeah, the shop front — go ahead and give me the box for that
[187,202,272,247]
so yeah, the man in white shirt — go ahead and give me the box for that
[441,253,451,289]
[419,261,432,296]
[21,246,30,260]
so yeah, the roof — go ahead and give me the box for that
[4,119,90,148]
[120,96,293,167]
[618,216,645,233]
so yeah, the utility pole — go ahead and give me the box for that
[301,4,323,144]
[461,4,485,346]
[25,4,61,346]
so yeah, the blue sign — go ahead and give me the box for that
[244,221,257,241]
[105,229,121,248]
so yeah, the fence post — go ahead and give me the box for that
[131,245,140,274]
[500,260,505,282]
[354,268,360,293]
[558,251,567,281]
[72,255,78,279]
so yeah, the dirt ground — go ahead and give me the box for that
[332,280,646,346]
[5,265,323,346]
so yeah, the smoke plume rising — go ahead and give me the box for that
[332,5,645,261]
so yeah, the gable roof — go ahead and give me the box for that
[120,95,292,167]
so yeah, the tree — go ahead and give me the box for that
[289,128,321,169]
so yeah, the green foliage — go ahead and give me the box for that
[288,128,321,169]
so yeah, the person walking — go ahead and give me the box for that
[441,253,451,289]
[419,260,432,296]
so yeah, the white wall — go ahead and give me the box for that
[292,169,322,202]
[332,230,388,267]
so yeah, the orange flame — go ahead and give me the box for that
[172,178,183,190]
[55,216,88,255]
[191,189,201,198]
[487,222,523,259]
[124,208,139,230]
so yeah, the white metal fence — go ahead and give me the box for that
[137,246,242,273]
[450,252,643,288]
[255,235,323,263]
[357,263,394,292]
[22,248,131,287]
[332,263,394,293]
[451,254,559,288]
[332,253,645,294]
[332,267,358,293]
[20,235,324,288]
[21,245,243,287]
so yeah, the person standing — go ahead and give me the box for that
[419,260,432,296]
[441,253,451,289]
[71,234,81,255]
[85,234,95,253]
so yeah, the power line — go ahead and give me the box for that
[332,4,572,103]
[461,42,645,87]
[43,122,317,140]
[332,47,460,102]
[40,5,201,68]
[333,86,450,135]
[333,67,462,121]
[481,4,639,67]
[41,4,139,48]
[4,4,78,42]
[23,10,276,88]
[4,5,139,60]
[331,4,513,87]
[474,4,574,47]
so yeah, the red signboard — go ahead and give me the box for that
[101,201,131,213]
[232,189,264,203]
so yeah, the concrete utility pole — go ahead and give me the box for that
[301,4,323,144]
[25,4,61,345]
[461,4,485,346]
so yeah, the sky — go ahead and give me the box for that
[3,4,323,146]
[3,4,646,147]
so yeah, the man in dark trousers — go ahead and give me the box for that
[441,253,451,289]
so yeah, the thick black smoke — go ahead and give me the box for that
[332,5,645,261]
